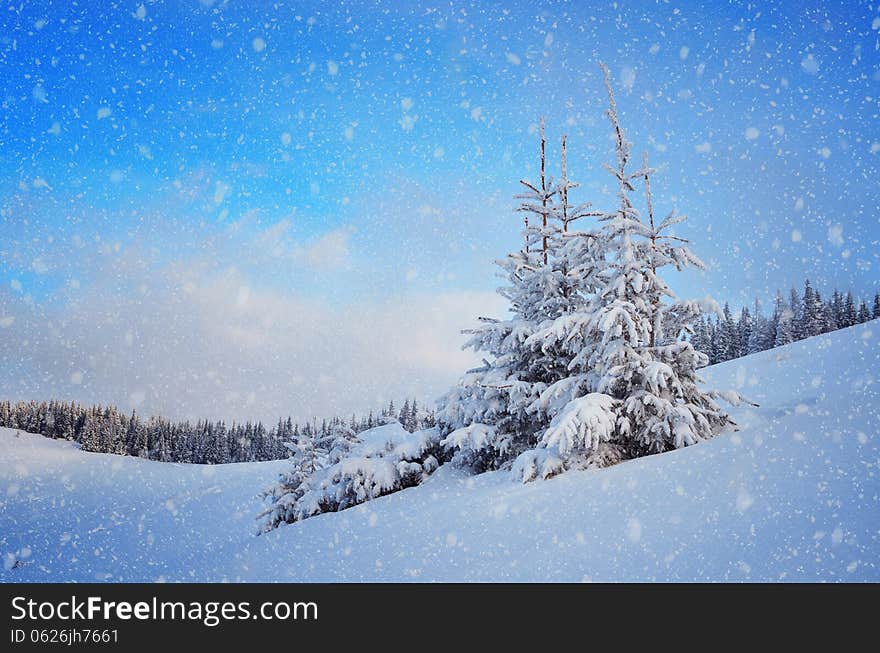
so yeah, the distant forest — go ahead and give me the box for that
[691,281,878,364]
[1,279,876,465]
[0,398,435,464]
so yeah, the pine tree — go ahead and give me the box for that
[79,414,102,453]
[257,429,322,533]
[406,399,419,432]
[736,307,750,356]
[789,287,804,341]
[718,303,737,361]
[398,399,410,430]
[821,299,836,334]
[317,421,361,464]
[507,63,738,478]
[707,318,722,364]
[873,292,880,320]
[437,118,577,469]
[830,290,843,329]
[772,290,794,347]
[126,410,147,457]
[842,291,857,328]
[690,316,709,355]
[752,298,774,353]
[800,280,822,338]
[857,300,870,324]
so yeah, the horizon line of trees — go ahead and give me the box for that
[0,397,436,464]
[692,282,879,365]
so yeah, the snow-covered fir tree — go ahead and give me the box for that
[738,306,752,355]
[257,429,322,534]
[842,291,857,328]
[442,63,743,482]
[800,279,823,339]
[747,299,770,354]
[773,290,794,347]
[437,119,568,470]
[720,303,739,360]
[317,421,361,464]
[789,288,804,340]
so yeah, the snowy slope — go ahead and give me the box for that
[2,322,878,582]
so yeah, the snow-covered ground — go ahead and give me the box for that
[1,322,878,582]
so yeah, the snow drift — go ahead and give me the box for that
[1,322,878,581]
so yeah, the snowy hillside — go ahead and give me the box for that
[2,322,878,582]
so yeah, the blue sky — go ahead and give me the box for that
[1,0,879,421]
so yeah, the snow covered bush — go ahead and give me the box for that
[257,430,323,534]
[440,63,747,481]
[258,421,444,533]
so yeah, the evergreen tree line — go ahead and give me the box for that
[0,397,436,464]
[692,283,879,365]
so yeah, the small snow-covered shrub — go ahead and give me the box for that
[258,422,445,532]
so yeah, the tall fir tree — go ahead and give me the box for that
[789,287,804,340]
[772,290,794,347]
[438,118,589,469]
[442,63,741,481]
[737,307,751,355]
[800,280,823,338]
[857,300,870,324]
[842,291,857,328]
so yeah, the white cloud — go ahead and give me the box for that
[296,226,354,270]
[0,171,508,425]
[0,259,499,423]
